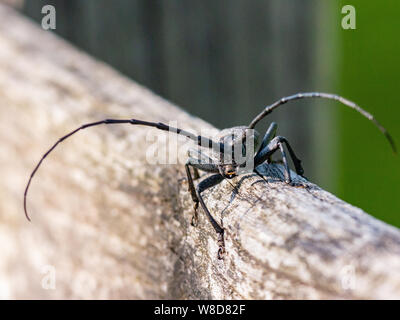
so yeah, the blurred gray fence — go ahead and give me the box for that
[23,0,336,185]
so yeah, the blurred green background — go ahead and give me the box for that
[336,0,400,227]
[20,0,399,227]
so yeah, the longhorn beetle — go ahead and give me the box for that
[24,92,396,259]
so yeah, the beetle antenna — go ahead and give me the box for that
[24,118,223,221]
[248,92,396,153]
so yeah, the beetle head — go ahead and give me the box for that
[218,163,238,179]
[216,126,259,174]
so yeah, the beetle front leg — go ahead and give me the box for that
[185,162,200,226]
[185,157,219,227]
[196,174,226,259]
[192,167,200,180]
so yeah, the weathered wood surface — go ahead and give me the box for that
[0,5,399,299]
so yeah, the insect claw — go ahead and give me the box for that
[300,174,308,181]
[217,247,225,260]
[289,181,308,188]
[191,202,199,227]
[217,231,226,260]
[284,177,291,184]
[191,214,198,227]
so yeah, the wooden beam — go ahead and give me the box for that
[0,5,399,299]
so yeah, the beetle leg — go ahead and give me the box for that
[254,136,304,184]
[185,157,219,226]
[256,122,278,163]
[282,138,304,176]
[185,162,199,226]
[196,174,226,259]
[192,167,200,180]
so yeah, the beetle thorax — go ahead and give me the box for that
[216,126,259,169]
